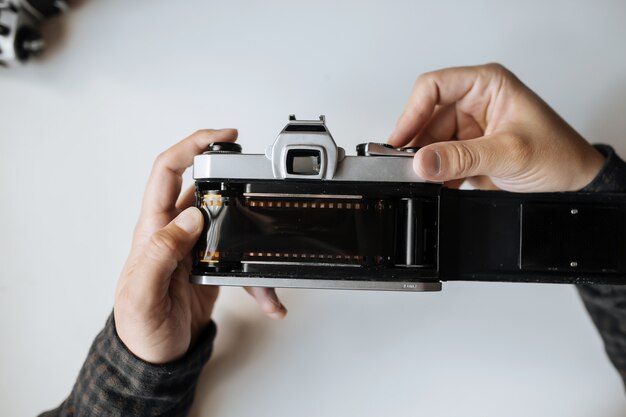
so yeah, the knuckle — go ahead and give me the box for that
[414,73,426,86]
[483,63,522,88]
[481,63,516,84]
[153,150,170,170]
[484,62,509,76]
[414,71,433,88]
[413,71,440,103]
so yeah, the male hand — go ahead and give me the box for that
[114,129,286,364]
[388,63,605,192]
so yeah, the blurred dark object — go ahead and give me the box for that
[0,0,67,67]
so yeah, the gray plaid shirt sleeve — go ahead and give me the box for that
[578,144,626,388]
[38,313,216,417]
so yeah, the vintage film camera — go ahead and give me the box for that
[191,115,626,292]
[0,0,66,67]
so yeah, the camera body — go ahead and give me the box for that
[191,115,626,291]
[0,0,66,67]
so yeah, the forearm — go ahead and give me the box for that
[39,313,216,417]
[577,144,626,387]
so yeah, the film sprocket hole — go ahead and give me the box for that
[190,115,626,292]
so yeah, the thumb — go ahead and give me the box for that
[134,207,204,296]
[413,134,525,182]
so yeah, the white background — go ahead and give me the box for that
[2,0,626,416]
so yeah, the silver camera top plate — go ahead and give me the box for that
[193,115,433,183]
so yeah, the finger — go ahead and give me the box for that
[176,185,197,212]
[388,66,482,147]
[191,284,220,326]
[413,133,529,183]
[129,207,204,305]
[406,104,457,148]
[139,129,238,233]
[245,287,287,319]
[455,109,485,141]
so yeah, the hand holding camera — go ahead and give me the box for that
[113,129,286,365]
[388,63,605,192]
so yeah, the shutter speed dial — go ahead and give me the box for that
[204,142,242,154]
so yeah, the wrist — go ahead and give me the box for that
[112,311,217,368]
[62,312,217,416]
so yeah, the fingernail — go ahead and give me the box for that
[417,149,441,177]
[175,207,202,233]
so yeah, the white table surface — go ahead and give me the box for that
[2,1,626,416]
